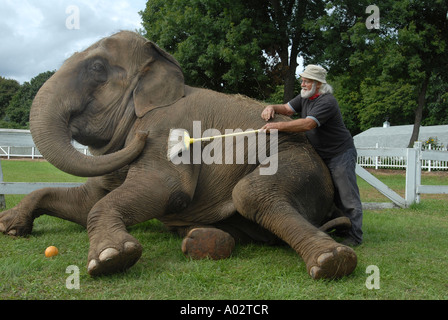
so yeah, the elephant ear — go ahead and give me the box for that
[133,42,185,118]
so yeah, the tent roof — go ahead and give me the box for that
[0,129,35,146]
[353,124,448,148]
[0,129,85,148]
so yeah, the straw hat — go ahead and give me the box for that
[299,65,327,84]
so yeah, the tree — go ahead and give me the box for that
[4,71,54,128]
[423,74,448,126]
[321,0,448,141]
[255,0,327,102]
[0,77,20,120]
[140,0,448,136]
[140,0,271,99]
[392,0,448,147]
[140,0,328,102]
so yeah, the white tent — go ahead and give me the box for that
[354,124,448,148]
[0,129,34,146]
[0,129,86,148]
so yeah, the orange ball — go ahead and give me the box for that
[44,246,59,257]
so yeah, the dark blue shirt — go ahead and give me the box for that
[288,93,354,160]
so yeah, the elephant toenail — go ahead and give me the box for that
[336,246,348,253]
[317,252,333,265]
[123,242,138,253]
[88,259,98,272]
[99,248,119,262]
[309,266,320,279]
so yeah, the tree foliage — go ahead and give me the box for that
[321,0,448,142]
[140,0,271,99]
[0,77,20,120]
[140,0,327,101]
[1,71,54,128]
[140,0,448,139]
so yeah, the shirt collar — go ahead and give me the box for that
[308,93,320,100]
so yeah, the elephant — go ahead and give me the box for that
[0,31,357,279]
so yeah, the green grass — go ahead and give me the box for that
[1,160,447,300]
[357,168,448,202]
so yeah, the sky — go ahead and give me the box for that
[0,0,147,84]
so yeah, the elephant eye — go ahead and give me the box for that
[90,61,105,73]
[89,60,107,83]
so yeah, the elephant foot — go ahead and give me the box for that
[307,245,357,280]
[87,235,142,277]
[0,208,34,237]
[181,228,235,260]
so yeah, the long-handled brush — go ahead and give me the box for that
[167,128,260,161]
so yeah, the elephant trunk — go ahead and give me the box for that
[29,81,147,177]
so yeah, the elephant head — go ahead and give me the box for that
[30,31,185,177]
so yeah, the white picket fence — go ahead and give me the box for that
[357,143,448,171]
[0,146,90,159]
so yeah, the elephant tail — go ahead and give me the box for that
[319,217,351,233]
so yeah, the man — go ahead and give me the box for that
[260,64,363,246]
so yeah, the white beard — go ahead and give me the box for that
[301,82,317,98]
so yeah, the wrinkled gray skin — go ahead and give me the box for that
[0,31,357,279]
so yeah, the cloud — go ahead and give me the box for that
[0,0,147,83]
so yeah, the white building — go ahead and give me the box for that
[0,129,85,148]
[354,124,448,149]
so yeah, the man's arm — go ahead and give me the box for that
[261,117,317,133]
[261,104,295,121]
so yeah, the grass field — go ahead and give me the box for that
[0,160,447,301]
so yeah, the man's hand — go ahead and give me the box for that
[261,105,275,121]
[261,122,282,133]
